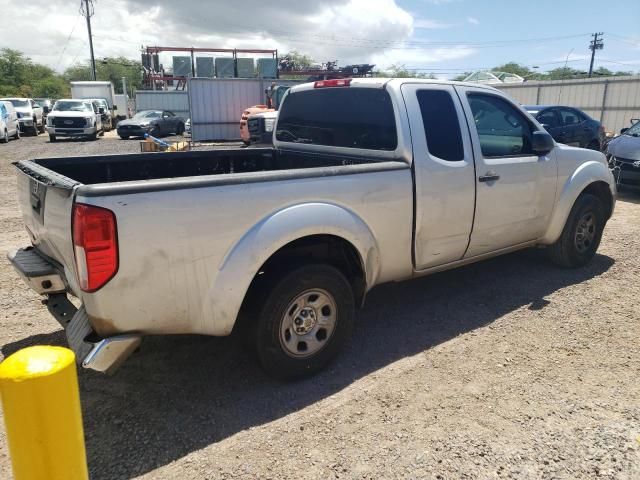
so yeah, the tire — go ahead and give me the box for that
[176,123,185,136]
[14,128,20,140]
[49,134,57,143]
[38,118,45,133]
[254,264,355,380]
[587,140,600,151]
[1,129,7,144]
[88,132,98,141]
[119,135,129,140]
[548,193,605,268]
[32,118,39,136]
[99,129,105,136]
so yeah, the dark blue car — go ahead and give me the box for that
[525,105,605,151]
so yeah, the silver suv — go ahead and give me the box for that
[0,98,45,135]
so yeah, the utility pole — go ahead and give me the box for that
[81,0,97,80]
[588,32,604,78]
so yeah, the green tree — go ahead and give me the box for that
[492,62,534,78]
[280,51,314,71]
[377,64,436,79]
[64,57,143,94]
[0,48,69,97]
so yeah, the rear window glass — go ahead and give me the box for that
[417,90,464,161]
[276,87,397,151]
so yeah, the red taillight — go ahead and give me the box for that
[72,203,118,292]
[314,78,352,88]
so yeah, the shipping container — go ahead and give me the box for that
[188,78,300,141]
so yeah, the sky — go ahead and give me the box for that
[1,0,639,78]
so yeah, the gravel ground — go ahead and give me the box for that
[0,132,639,479]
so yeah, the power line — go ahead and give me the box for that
[55,14,82,71]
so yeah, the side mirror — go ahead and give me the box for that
[43,106,50,114]
[99,107,105,114]
[532,131,555,155]
[620,128,629,135]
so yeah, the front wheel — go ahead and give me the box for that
[119,134,129,140]
[176,123,185,135]
[49,134,57,142]
[255,264,355,380]
[38,119,45,133]
[548,193,606,268]
[1,129,7,143]
[14,127,20,140]
[32,119,39,136]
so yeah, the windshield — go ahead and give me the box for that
[53,101,93,112]
[6,99,28,108]
[624,121,640,136]
[90,99,108,108]
[133,110,161,119]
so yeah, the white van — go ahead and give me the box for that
[0,100,20,143]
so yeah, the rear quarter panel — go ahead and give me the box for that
[77,166,414,337]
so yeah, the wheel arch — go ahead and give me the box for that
[541,161,615,244]
[209,202,380,335]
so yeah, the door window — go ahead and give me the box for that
[417,90,464,161]
[467,93,535,157]
[559,108,580,126]
[537,109,560,128]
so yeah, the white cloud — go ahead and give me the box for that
[0,0,477,74]
[467,17,479,25]
[371,45,475,70]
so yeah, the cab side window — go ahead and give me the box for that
[467,93,535,157]
[417,89,464,161]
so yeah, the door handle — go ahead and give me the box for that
[479,172,500,183]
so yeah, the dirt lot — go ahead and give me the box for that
[0,133,639,479]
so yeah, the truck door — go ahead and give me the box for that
[457,87,557,257]
[401,84,476,270]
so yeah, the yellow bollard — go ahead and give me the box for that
[0,346,88,480]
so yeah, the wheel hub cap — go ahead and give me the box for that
[575,212,596,253]
[279,289,337,358]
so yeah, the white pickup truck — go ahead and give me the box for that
[8,78,615,379]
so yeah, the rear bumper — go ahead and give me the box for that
[7,247,141,374]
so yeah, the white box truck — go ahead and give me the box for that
[70,81,120,128]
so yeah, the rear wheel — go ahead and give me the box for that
[254,264,355,380]
[1,129,7,143]
[548,193,605,268]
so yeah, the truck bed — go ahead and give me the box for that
[17,148,375,186]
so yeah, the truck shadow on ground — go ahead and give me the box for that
[2,249,615,479]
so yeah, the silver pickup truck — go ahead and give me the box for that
[8,78,615,379]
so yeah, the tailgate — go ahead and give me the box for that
[14,160,80,290]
